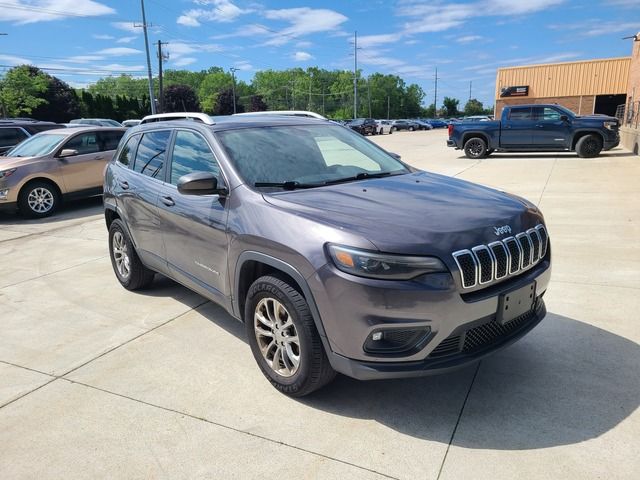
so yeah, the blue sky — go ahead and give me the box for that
[0,0,638,107]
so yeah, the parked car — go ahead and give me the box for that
[103,116,551,396]
[122,119,141,128]
[375,120,394,134]
[140,112,215,125]
[447,104,620,159]
[70,118,123,127]
[0,126,125,217]
[234,110,327,120]
[391,119,419,131]
[463,115,491,122]
[0,119,63,155]
[347,118,378,135]
[424,118,448,128]
[413,120,434,130]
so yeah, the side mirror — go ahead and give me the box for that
[177,171,227,196]
[59,149,78,158]
[388,151,401,160]
[560,115,569,122]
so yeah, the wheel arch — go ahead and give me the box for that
[233,251,330,347]
[462,131,490,147]
[571,130,605,150]
[18,177,63,201]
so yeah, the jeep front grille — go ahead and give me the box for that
[452,224,548,289]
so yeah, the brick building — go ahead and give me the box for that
[494,57,631,118]
[621,35,640,153]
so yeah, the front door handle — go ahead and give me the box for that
[161,196,175,207]
[119,181,129,190]
[536,124,544,128]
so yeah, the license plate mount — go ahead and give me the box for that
[497,281,536,325]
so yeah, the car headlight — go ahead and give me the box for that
[327,244,447,280]
[603,121,617,130]
[0,168,16,179]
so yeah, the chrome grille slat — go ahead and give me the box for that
[453,224,549,289]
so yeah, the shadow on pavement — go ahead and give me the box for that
[0,196,103,226]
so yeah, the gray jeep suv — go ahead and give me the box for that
[104,116,551,396]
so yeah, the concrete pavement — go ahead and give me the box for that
[1,129,638,479]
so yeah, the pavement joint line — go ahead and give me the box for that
[0,216,103,244]
[550,279,640,291]
[0,255,109,291]
[452,159,482,178]
[58,300,211,379]
[536,157,558,206]
[0,360,56,378]
[435,361,482,480]
[0,377,59,410]
[61,377,400,480]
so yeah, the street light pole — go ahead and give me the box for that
[230,67,238,114]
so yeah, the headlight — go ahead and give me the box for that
[0,168,17,179]
[603,121,617,130]
[327,244,447,280]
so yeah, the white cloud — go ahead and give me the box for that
[177,0,251,27]
[112,21,139,34]
[96,47,143,56]
[357,33,403,48]
[296,40,313,48]
[550,20,640,37]
[234,60,253,71]
[172,57,198,67]
[293,51,314,61]
[93,34,115,40]
[397,0,563,34]
[456,35,483,43]
[65,55,105,63]
[0,0,114,24]
[0,54,31,65]
[261,8,348,46]
[116,36,138,44]
[99,63,146,72]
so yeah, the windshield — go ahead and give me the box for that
[6,133,67,157]
[216,124,409,189]
[553,104,577,117]
[102,119,123,127]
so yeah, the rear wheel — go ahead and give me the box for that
[463,137,488,159]
[108,219,155,290]
[575,134,603,158]
[18,181,60,218]
[245,275,336,397]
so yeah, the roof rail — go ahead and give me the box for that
[233,110,327,120]
[140,112,215,125]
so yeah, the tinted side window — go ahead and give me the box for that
[538,107,562,121]
[0,128,28,147]
[117,135,140,167]
[509,108,532,121]
[64,132,99,154]
[170,131,220,185]
[132,130,171,179]
[98,131,125,151]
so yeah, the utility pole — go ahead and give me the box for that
[387,96,390,120]
[433,67,439,118]
[156,40,169,113]
[367,78,372,118]
[469,80,472,103]
[230,67,238,114]
[308,74,312,111]
[322,85,325,116]
[353,31,358,119]
[137,0,156,114]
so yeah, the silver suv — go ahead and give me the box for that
[104,116,551,396]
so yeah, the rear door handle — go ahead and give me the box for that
[119,181,129,190]
[536,124,544,128]
[161,196,175,207]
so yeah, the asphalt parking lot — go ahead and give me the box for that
[1,129,639,479]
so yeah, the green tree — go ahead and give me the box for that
[23,66,81,122]
[88,75,150,98]
[422,104,436,118]
[213,88,243,115]
[248,94,268,112]
[164,84,201,112]
[0,65,49,117]
[199,70,234,113]
[463,98,485,116]
[442,97,460,117]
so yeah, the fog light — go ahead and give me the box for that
[0,189,9,200]
[364,327,432,355]
[371,332,383,341]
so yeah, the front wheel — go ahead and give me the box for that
[18,181,60,218]
[463,137,488,159]
[245,275,336,397]
[575,134,603,158]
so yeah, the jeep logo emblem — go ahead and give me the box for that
[493,225,512,236]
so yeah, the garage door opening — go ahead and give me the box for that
[594,94,626,116]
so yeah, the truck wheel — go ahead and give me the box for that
[245,275,336,397]
[464,137,488,159]
[576,134,603,158]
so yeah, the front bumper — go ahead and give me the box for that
[603,136,620,151]
[0,200,18,213]
[307,258,551,380]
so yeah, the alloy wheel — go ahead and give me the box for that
[27,187,54,214]
[112,231,131,280]
[467,139,484,157]
[254,297,300,377]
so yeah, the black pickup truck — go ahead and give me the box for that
[447,104,620,159]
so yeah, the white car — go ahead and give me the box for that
[375,119,394,134]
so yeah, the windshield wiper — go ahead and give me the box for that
[323,171,395,185]
[254,181,322,190]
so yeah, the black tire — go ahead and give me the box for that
[18,180,60,218]
[409,126,415,131]
[245,275,336,397]
[575,134,603,158]
[389,128,393,134]
[108,219,155,290]
[463,137,488,159]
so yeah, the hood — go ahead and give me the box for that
[575,114,617,122]
[263,171,543,256]
[0,155,40,169]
